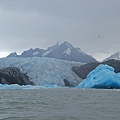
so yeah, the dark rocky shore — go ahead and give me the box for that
[0,67,33,85]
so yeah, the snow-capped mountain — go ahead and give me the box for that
[7,41,97,63]
[103,51,120,61]
[0,57,83,86]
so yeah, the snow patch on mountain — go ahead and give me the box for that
[63,48,71,55]
[33,52,39,56]
[42,50,52,57]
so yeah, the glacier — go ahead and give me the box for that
[0,57,82,86]
[76,64,120,89]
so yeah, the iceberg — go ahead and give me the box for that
[0,84,22,90]
[76,64,120,89]
[0,84,62,90]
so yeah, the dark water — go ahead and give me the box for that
[0,88,120,120]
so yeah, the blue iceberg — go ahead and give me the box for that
[76,64,120,89]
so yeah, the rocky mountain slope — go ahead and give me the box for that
[0,67,33,85]
[72,59,120,79]
[7,41,97,63]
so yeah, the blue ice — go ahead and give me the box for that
[76,64,120,89]
[0,84,60,90]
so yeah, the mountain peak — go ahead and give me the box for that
[63,41,69,44]
[56,41,59,45]
[61,41,74,49]
[7,41,97,63]
[103,51,120,61]
[63,41,72,45]
[47,42,59,51]
[7,52,18,57]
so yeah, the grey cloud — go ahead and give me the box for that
[0,0,120,61]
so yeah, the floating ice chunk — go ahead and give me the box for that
[0,84,22,90]
[0,84,62,90]
[76,64,120,89]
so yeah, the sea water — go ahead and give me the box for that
[0,88,120,120]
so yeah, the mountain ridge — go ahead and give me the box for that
[7,41,97,63]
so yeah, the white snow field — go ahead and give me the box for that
[0,57,82,86]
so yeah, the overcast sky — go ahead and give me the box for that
[0,0,120,61]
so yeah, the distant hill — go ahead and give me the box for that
[103,51,120,61]
[7,41,97,63]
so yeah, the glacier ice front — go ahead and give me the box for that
[0,57,82,86]
[76,64,120,89]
